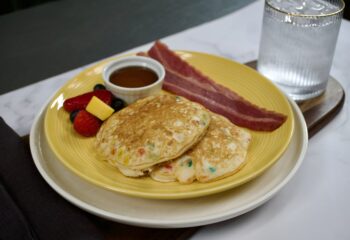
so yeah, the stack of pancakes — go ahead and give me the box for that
[95,94,251,183]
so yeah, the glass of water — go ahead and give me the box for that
[257,0,345,101]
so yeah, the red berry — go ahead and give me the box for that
[73,110,102,137]
[63,90,113,112]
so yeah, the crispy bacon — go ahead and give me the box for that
[140,41,287,131]
[160,64,286,122]
[163,81,283,131]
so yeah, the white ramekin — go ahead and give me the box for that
[102,56,165,104]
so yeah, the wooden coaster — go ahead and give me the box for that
[297,77,345,137]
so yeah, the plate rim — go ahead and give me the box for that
[42,51,295,199]
[30,98,308,228]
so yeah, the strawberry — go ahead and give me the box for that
[73,110,102,137]
[63,90,113,112]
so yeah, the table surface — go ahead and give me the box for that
[1,1,350,240]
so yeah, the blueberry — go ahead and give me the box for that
[111,98,125,111]
[70,110,80,123]
[93,84,106,91]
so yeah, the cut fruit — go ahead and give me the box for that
[63,89,113,112]
[73,110,102,137]
[86,96,115,121]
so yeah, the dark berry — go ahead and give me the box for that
[111,98,125,111]
[93,84,106,91]
[70,110,80,123]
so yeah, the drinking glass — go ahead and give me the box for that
[257,0,345,101]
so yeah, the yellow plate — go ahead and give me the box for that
[44,51,294,199]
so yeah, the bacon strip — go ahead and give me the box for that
[141,41,287,131]
[163,81,284,131]
[149,41,287,121]
[158,61,286,122]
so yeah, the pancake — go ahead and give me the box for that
[149,161,176,182]
[95,94,211,175]
[150,113,251,183]
[150,155,196,183]
[193,113,251,182]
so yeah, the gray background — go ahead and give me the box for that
[0,0,256,94]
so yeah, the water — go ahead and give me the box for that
[257,0,343,101]
[271,0,340,15]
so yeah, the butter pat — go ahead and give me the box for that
[86,96,114,121]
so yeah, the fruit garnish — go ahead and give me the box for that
[86,96,115,121]
[93,84,106,91]
[69,109,80,123]
[111,97,125,111]
[73,110,102,137]
[63,89,113,112]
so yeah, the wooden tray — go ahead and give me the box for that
[23,61,345,240]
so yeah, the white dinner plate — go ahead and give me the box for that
[30,99,307,228]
